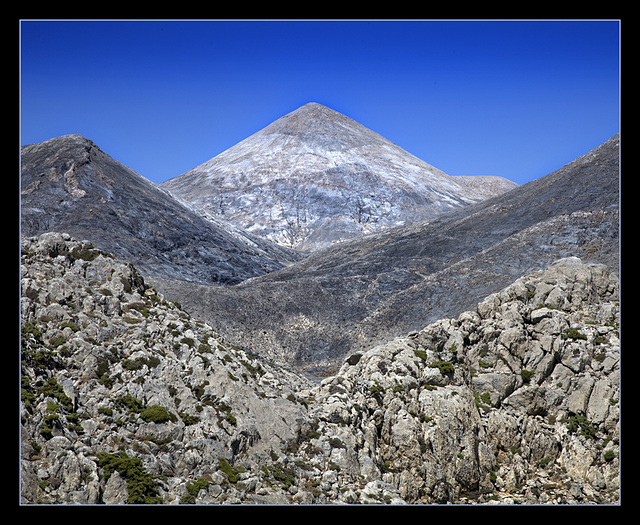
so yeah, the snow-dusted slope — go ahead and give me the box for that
[160,103,516,251]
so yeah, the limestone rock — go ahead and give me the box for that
[20,235,619,504]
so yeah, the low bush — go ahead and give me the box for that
[428,360,454,375]
[115,393,145,414]
[95,451,162,504]
[563,328,587,340]
[218,457,242,483]
[521,369,535,384]
[181,477,210,504]
[563,413,597,439]
[413,349,428,361]
[140,405,175,424]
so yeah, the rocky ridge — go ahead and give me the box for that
[21,134,299,285]
[21,233,619,504]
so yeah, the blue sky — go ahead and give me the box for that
[20,19,620,185]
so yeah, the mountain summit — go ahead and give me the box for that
[160,103,516,250]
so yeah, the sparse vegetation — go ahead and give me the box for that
[563,414,597,439]
[428,360,454,375]
[181,477,210,504]
[413,349,427,361]
[140,404,175,424]
[218,457,242,484]
[563,328,587,340]
[521,369,535,384]
[19,231,621,505]
[95,451,162,504]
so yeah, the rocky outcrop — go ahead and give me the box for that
[20,234,619,504]
[20,233,313,504]
[313,256,619,503]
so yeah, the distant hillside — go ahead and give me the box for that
[21,134,300,285]
[160,103,517,251]
[160,134,619,373]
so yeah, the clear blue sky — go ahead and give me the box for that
[20,19,620,185]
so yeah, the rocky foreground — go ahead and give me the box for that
[20,233,619,504]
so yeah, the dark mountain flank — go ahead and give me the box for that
[20,134,299,285]
[160,134,619,374]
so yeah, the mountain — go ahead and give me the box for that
[20,134,300,285]
[159,103,517,251]
[160,134,619,373]
[20,233,619,504]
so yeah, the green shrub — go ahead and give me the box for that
[181,477,210,504]
[263,463,295,489]
[521,369,535,384]
[48,335,67,348]
[21,321,42,343]
[413,349,428,361]
[370,382,384,396]
[140,405,174,424]
[38,377,74,412]
[603,449,616,462]
[428,361,454,375]
[116,393,145,414]
[95,451,162,504]
[40,423,53,439]
[563,414,596,439]
[563,328,587,340]
[179,412,200,426]
[218,457,241,483]
[198,342,212,353]
[21,379,36,411]
[478,359,493,369]
[60,321,80,332]
[122,356,160,371]
[225,411,237,426]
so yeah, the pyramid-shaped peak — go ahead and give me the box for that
[265,102,381,146]
[293,102,341,114]
[274,102,348,124]
[160,101,520,251]
[298,101,329,110]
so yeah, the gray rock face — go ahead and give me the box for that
[20,235,619,504]
[20,234,313,504]
[21,134,299,285]
[160,103,516,251]
[310,256,620,503]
